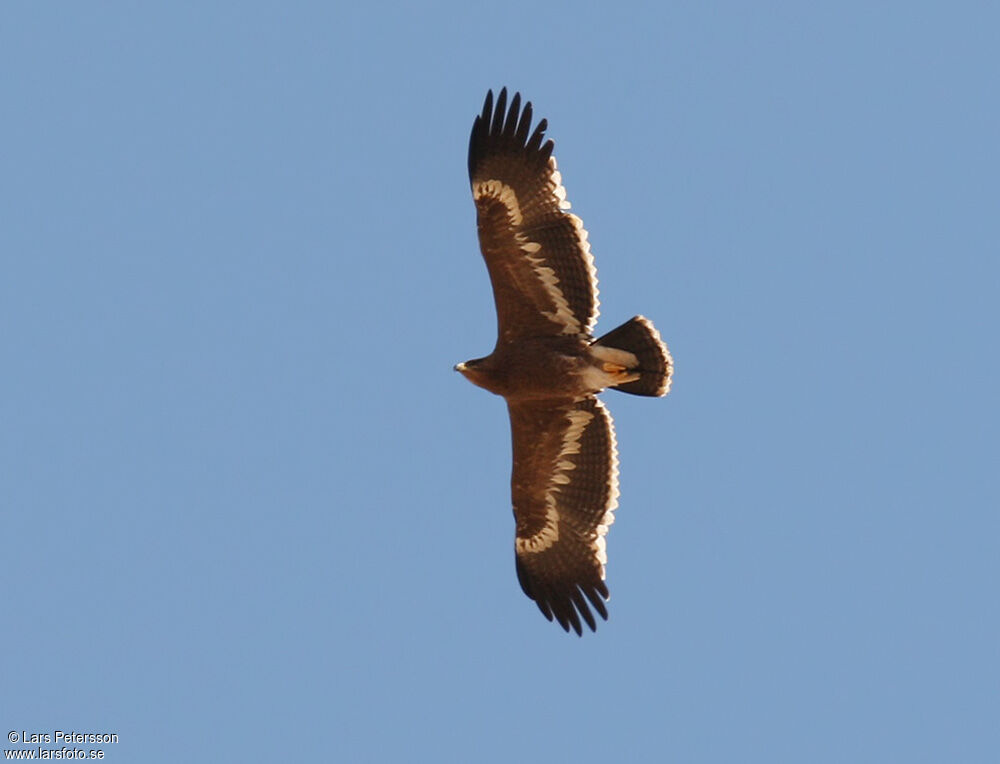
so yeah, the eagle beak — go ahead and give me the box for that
[454,362,467,372]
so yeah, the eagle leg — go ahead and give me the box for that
[602,362,641,384]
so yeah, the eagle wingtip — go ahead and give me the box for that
[471,88,551,181]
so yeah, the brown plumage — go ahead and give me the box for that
[456,89,673,635]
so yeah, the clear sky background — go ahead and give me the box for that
[3,2,997,762]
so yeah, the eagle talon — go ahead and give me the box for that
[602,361,638,382]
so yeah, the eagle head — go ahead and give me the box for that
[454,357,499,393]
[454,358,480,376]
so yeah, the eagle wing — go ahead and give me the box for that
[469,89,599,343]
[508,396,619,635]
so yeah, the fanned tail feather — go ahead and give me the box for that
[594,315,672,397]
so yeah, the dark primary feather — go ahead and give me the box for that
[469,87,553,186]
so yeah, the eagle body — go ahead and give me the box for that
[456,335,624,401]
[457,89,673,635]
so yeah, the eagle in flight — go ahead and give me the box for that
[456,89,673,635]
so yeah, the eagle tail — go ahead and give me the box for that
[594,316,673,397]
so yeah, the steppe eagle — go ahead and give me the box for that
[455,89,673,634]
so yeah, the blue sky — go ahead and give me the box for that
[3,2,997,762]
